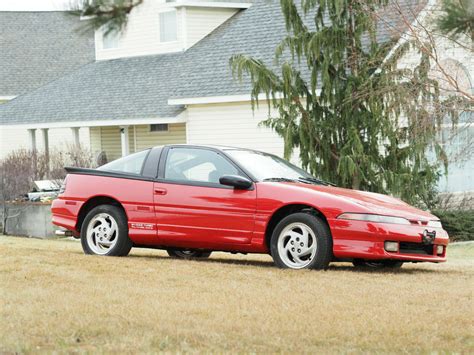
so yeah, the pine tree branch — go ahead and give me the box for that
[69,0,144,34]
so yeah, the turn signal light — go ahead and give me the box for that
[384,241,399,252]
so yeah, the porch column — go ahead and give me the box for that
[27,129,37,152]
[41,128,49,162]
[120,126,130,156]
[71,127,80,148]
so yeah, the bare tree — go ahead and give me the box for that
[368,0,473,168]
[0,146,96,235]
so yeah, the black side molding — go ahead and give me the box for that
[64,166,155,182]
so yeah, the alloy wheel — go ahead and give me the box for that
[277,222,318,269]
[86,213,119,255]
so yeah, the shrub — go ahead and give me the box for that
[432,209,474,242]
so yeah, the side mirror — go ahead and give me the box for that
[219,175,253,189]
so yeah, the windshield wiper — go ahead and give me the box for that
[298,176,336,187]
[262,177,298,183]
[262,176,336,186]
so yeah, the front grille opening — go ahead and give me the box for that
[399,242,434,255]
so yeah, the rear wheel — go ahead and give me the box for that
[352,259,404,269]
[81,205,132,256]
[270,212,332,270]
[167,249,212,259]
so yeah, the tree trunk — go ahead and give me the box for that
[1,203,8,235]
[352,170,361,190]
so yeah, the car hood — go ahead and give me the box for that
[285,183,437,221]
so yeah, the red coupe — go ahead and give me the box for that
[52,144,448,269]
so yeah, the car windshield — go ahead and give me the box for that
[225,149,315,182]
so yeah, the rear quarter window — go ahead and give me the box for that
[98,149,150,175]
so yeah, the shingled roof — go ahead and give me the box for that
[0,0,426,125]
[0,11,95,97]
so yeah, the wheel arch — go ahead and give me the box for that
[264,203,331,252]
[76,195,127,233]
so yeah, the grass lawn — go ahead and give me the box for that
[1,237,473,353]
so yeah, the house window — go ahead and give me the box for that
[150,123,169,132]
[103,29,120,49]
[159,11,177,42]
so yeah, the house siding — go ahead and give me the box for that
[186,101,287,157]
[95,2,239,60]
[90,123,186,162]
[95,1,184,61]
[133,123,187,150]
[90,126,123,161]
[185,7,238,49]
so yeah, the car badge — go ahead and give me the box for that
[422,229,436,245]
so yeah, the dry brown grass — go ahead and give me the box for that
[1,237,473,354]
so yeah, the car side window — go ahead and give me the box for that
[164,148,239,184]
[98,149,150,175]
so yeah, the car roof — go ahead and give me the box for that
[158,144,262,153]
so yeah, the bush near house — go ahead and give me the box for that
[433,209,474,241]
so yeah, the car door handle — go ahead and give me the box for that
[154,188,167,195]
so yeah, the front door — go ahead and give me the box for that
[153,147,256,249]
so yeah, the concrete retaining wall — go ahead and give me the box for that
[0,203,56,238]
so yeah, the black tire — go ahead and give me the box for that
[352,259,404,269]
[270,212,332,270]
[167,249,212,259]
[80,204,132,257]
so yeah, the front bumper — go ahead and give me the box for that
[329,218,449,262]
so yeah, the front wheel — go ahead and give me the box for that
[352,259,404,269]
[167,249,212,259]
[81,204,132,256]
[270,212,333,270]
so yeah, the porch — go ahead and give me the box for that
[23,121,186,164]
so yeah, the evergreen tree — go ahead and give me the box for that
[437,0,474,41]
[230,0,446,205]
[73,0,452,206]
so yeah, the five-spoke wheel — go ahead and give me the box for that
[81,205,132,256]
[271,212,332,269]
[276,222,317,269]
[85,213,119,255]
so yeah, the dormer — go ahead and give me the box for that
[94,0,251,61]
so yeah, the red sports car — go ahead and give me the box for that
[52,144,448,269]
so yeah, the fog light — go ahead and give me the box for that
[384,241,399,252]
[437,245,444,255]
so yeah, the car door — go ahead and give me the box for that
[153,146,256,249]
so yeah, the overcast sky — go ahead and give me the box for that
[0,0,73,11]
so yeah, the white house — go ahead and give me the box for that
[0,11,95,152]
[0,0,472,194]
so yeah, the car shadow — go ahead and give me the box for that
[326,264,441,274]
[125,252,448,273]
[128,253,276,268]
